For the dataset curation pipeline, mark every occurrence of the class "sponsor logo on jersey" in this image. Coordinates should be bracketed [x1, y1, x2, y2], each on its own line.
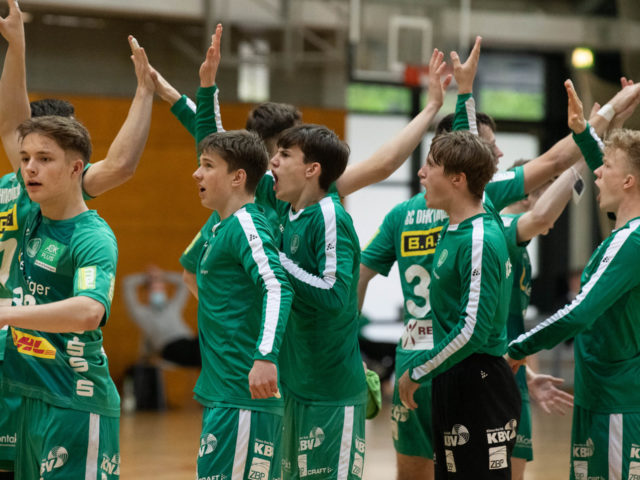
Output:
[351, 452, 364, 478]
[290, 234, 300, 254]
[355, 436, 365, 454]
[486, 419, 518, 445]
[516, 433, 532, 447]
[108, 274, 115, 301]
[400, 228, 441, 257]
[198, 475, 227, 480]
[445, 449, 456, 472]
[26, 238, 41, 258]
[629, 461, 640, 480]
[298, 454, 308, 477]
[248, 457, 271, 480]
[77, 266, 97, 290]
[573, 438, 594, 458]
[40, 446, 69, 474]
[573, 460, 588, 479]
[491, 170, 516, 182]
[0, 204, 18, 233]
[436, 249, 448, 268]
[391, 404, 410, 423]
[34, 238, 66, 273]
[488, 445, 508, 470]
[0, 433, 16, 447]
[632, 444, 640, 460]
[401, 319, 434, 350]
[299, 427, 325, 451]
[100, 453, 120, 476]
[505, 258, 512, 279]
[403, 208, 447, 226]
[12, 328, 56, 359]
[0, 185, 20, 204]
[444, 424, 470, 447]
[199, 433, 218, 457]
[254, 439, 274, 457]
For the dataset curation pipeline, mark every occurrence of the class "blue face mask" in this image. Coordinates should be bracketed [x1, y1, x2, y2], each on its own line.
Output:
[150, 291, 167, 309]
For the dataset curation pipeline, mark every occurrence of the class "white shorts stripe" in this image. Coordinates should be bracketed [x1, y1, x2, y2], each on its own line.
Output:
[609, 413, 623, 480]
[337, 406, 354, 480]
[232, 410, 251, 480]
[85, 412, 100, 480]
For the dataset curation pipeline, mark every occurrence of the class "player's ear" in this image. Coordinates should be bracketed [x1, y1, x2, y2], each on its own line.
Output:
[232, 168, 247, 188]
[305, 162, 321, 179]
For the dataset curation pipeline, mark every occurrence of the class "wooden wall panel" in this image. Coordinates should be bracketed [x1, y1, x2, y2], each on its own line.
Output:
[14, 93, 346, 404]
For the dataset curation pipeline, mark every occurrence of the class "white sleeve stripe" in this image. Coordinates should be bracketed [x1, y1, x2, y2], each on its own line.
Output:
[509, 219, 640, 347]
[185, 96, 196, 113]
[465, 97, 478, 135]
[235, 209, 282, 356]
[213, 88, 225, 132]
[589, 124, 605, 152]
[280, 197, 338, 290]
[412, 217, 484, 380]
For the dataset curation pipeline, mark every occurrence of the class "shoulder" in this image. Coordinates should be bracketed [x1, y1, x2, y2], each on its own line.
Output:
[71, 212, 117, 252]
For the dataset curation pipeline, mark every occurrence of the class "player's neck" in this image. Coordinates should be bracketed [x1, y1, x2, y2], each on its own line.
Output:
[290, 182, 325, 212]
[217, 191, 254, 220]
[446, 196, 484, 225]
[613, 196, 640, 229]
[40, 189, 88, 221]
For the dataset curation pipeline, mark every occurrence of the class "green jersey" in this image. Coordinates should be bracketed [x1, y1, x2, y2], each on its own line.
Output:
[501, 213, 531, 394]
[409, 212, 512, 382]
[277, 193, 368, 405]
[508, 216, 640, 413]
[194, 204, 293, 415]
[2, 206, 119, 417]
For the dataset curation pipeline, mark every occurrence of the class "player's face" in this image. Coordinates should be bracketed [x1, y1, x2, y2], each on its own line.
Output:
[270, 145, 307, 203]
[193, 151, 235, 211]
[595, 147, 629, 213]
[478, 123, 503, 164]
[20, 133, 81, 204]
[418, 154, 452, 210]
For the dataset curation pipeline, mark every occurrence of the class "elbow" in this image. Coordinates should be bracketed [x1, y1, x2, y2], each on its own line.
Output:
[81, 303, 105, 331]
[528, 211, 555, 235]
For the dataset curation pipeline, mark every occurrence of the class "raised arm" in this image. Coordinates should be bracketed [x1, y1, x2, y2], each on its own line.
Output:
[335, 48, 452, 197]
[0, 0, 30, 171]
[81, 36, 155, 197]
[195, 24, 224, 145]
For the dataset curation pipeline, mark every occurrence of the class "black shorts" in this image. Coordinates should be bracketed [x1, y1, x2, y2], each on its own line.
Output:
[432, 353, 521, 479]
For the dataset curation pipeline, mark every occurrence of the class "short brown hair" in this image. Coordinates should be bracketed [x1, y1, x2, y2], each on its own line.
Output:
[428, 131, 496, 199]
[18, 116, 92, 164]
[198, 130, 269, 194]
[277, 124, 350, 191]
[605, 128, 640, 177]
[246, 102, 302, 142]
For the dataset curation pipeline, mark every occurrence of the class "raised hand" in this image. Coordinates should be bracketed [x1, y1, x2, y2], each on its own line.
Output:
[0, 0, 24, 46]
[427, 48, 453, 108]
[128, 35, 156, 94]
[450, 36, 481, 94]
[565, 79, 586, 134]
[199, 23, 223, 88]
[527, 370, 574, 415]
[610, 77, 640, 130]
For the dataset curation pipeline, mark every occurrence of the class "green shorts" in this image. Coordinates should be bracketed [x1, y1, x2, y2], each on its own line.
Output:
[282, 396, 366, 480]
[391, 376, 433, 459]
[16, 397, 120, 479]
[0, 391, 20, 471]
[512, 395, 533, 462]
[571, 404, 640, 480]
[198, 406, 282, 480]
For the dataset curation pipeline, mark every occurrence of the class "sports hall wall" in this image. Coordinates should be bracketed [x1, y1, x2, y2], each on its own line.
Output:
[11, 93, 346, 406]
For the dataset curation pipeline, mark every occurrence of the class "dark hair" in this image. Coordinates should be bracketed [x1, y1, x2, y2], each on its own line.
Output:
[30, 98, 75, 118]
[277, 124, 350, 191]
[428, 131, 496, 199]
[435, 112, 496, 137]
[245, 102, 302, 142]
[198, 130, 269, 193]
[18, 116, 91, 165]
[605, 129, 640, 177]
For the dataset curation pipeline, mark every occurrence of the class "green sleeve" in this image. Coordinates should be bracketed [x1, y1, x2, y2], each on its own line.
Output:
[452, 93, 478, 134]
[572, 122, 604, 172]
[233, 211, 294, 363]
[72, 227, 118, 325]
[361, 204, 402, 276]
[484, 166, 526, 211]
[410, 237, 507, 382]
[195, 85, 223, 146]
[179, 213, 220, 273]
[170, 94, 197, 138]
[508, 226, 640, 359]
[279, 205, 357, 313]
[501, 213, 529, 255]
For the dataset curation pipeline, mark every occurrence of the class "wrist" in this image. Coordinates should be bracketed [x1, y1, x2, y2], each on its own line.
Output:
[597, 104, 616, 122]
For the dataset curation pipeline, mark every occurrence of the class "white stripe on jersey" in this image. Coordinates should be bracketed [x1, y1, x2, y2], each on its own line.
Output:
[589, 124, 605, 152]
[213, 88, 225, 132]
[609, 413, 623, 480]
[337, 406, 354, 480]
[412, 217, 484, 381]
[465, 96, 478, 135]
[232, 410, 251, 480]
[509, 219, 640, 348]
[85, 413, 100, 480]
[279, 197, 338, 290]
[185, 96, 196, 113]
[235, 208, 282, 357]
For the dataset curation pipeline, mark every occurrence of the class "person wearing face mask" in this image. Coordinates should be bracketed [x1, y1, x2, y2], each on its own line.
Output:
[123, 265, 200, 367]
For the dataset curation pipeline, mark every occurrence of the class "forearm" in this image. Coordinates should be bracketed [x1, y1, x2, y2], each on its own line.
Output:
[0, 296, 104, 333]
[452, 93, 478, 134]
[336, 101, 441, 197]
[82, 86, 154, 197]
[572, 123, 604, 172]
[170, 95, 197, 138]
[182, 269, 198, 300]
[195, 85, 222, 146]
